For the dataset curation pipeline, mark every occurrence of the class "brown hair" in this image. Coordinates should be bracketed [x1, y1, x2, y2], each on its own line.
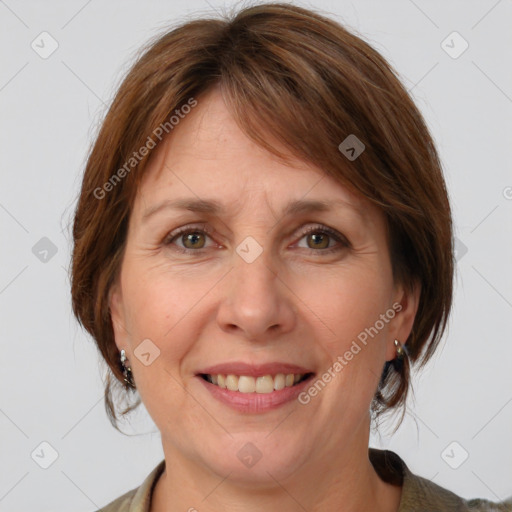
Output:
[71, 2, 453, 431]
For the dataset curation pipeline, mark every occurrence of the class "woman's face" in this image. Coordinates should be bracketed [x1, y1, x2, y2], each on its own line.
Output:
[109, 88, 418, 484]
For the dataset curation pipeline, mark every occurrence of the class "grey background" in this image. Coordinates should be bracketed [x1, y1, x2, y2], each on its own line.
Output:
[1, 0, 511, 510]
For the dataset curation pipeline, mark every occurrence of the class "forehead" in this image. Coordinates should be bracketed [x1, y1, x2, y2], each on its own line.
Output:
[133, 88, 374, 224]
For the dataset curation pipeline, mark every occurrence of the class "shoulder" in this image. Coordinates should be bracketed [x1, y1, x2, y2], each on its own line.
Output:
[369, 448, 512, 512]
[402, 469, 512, 511]
[94, 459, 166, 512]
[96, 488, 137, 512]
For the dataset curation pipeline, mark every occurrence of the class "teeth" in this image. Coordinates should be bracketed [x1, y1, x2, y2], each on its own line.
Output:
[274, 373, 285, 390]
[225, 374, 239, 391]
[255, 375, 274, 393]
[238, 375, 255, 393]
[204, 373, 307, 393]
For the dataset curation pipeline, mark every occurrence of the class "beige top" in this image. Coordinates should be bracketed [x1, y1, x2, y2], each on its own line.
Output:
[97, 448, 512, 511]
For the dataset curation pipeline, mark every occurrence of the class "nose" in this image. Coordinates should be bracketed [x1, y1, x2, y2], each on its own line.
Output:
[216, 247, 296, 342]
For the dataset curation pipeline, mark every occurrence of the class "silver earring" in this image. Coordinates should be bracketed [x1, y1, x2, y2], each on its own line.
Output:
[394, 339, 405, 359]
[120, 349, 136, 389]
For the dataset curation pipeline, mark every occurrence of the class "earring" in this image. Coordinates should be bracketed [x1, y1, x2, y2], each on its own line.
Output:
[120, 349, 136, 390]
[394, 339, 405, 359]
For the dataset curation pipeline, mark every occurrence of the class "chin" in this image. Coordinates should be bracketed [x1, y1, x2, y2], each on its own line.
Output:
[202, 433, 308, 486]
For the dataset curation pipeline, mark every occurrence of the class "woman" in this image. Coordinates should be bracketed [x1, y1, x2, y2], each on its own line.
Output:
[71, 3, 512, 511]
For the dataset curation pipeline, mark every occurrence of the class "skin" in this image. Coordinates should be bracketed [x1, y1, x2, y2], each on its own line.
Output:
[109, 87, 420, 512]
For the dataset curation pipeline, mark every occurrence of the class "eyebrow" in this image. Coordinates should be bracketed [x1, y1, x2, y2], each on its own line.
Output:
[142, 197, 366, 223]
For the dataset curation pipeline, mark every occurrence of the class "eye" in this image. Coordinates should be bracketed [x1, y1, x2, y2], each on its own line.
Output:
[162, 223, 349, 255]
[163, 224, 214, 253]
[294, 224, 350, 254]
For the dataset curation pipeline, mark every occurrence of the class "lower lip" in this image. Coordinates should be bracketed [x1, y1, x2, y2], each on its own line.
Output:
[196, 375, 314, 413]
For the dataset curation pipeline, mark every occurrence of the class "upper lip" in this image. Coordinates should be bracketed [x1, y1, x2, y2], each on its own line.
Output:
[197, 362, 315, 378]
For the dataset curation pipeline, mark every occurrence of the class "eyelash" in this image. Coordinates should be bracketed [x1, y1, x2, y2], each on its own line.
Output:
[163, 223, 350, 255]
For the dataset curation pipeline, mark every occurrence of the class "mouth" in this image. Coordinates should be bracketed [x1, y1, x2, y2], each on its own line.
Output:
[198, 372, 314, 393]
[195, 362, 316, 412]
[194, 363, 316, 413]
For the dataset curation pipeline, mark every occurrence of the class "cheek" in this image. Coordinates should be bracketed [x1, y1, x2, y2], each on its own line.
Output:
[298, 265, 392, 352]
[118, 267, 202, 391]
[119, 260, 229, 399]
[121, 259, 211, 337]
[295, 267, 392, 412]
[118, 267, 200, 422]
[308, 270, 393, 413]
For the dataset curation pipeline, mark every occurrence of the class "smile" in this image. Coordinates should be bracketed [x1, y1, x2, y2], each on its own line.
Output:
[200, 373, 312, 393]
[196, 370, 316, 413]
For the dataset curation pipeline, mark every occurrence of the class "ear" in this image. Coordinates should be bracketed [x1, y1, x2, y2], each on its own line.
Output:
[108, 281, 127, 352]
[385, 278, 421, 361]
